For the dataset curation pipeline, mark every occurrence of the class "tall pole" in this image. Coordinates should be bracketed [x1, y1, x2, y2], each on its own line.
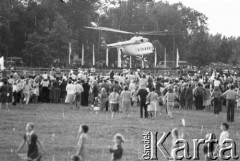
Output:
[172, 29, 175, 68]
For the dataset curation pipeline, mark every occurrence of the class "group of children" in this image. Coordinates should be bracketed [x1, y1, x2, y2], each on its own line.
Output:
[16, 121, 230, 161]
[17, 123, 124, 161]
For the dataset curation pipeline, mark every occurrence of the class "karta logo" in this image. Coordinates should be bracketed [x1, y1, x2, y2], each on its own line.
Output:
[142, 132, 239, 160]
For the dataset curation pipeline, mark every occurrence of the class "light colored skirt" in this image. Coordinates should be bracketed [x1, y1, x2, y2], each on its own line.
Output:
[65, 94, 75, 103]
[203, 99, 211, 106]
[122, 101, 131, 113]
[147, 101, 158, 111]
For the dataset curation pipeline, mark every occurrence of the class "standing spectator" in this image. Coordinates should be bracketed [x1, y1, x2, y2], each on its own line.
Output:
[52, 78, 60, 103]
[194, 83, 205, 110]
[99, 88, 108, 111]
[120, 86, 132, 117]
[179, 85, 187, 109]
[165, 87, 178, 118]
[60, 79, 67, 103]
[139, 74, 148, 89]
[0, 80, 10, 109]
[146, 88, 159, 118]
[109, 88, 120, 118]
[12, 82, 18, 106]
[211, 86, 222, 115]
[65, 80, 76, 107]
[23, 79, 32, 105]
[185, 84, 194, 110]
[137, 87, 149, 118]
[75, 81, 83, 109]
[40, 78, 50, 103]
[203, 85, 211, 110]
[81, 80, 90, 106]
[222, 85, 239, 122]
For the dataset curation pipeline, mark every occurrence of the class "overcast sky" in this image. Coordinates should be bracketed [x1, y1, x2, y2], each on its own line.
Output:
[166, 0, 240, 37]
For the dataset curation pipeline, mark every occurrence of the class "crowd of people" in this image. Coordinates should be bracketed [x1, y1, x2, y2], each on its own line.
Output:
[0, 67, 239, 121]
[1, 67, 239, 161]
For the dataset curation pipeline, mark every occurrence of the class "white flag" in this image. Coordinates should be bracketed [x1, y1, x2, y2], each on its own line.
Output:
[82, 44, 84, 66]
[92, 44, 95, 66]
[0, 56, 4, 70]
[176, 48, 179, 68]
[106, 48, 109, 67]
[117, 48, 121, 68]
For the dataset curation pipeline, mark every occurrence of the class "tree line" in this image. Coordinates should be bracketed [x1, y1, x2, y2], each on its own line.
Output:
[0, 0, 239, 67]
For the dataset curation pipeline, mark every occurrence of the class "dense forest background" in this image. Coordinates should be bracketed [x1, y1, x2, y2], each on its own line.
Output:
[0, 0, 240, 68]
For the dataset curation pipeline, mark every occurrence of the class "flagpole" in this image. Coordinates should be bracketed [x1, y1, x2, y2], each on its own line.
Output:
[69, 42, 71, 65]
[93, 44, 95, 66]
[164, 48, 167, 68]
[118, 48, 121, 68]
[130, 56, 132, 68]
[106, 48, 109, 67]
[176, 48, 179, 68]
[82, 44, 84, 66]
[154, 47, 157, 67]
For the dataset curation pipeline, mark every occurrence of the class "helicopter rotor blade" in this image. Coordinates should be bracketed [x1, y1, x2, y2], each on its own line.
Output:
[84, 26, 134, 35]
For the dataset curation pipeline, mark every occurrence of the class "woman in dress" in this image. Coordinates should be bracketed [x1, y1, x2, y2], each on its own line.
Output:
[203, 84, 211, 110]
[165, 87, 178, 119]
[99, 88, 108, 111]
[120, 86, 132, 117]
[23, 79, 32, 105]
[146, 88, 159, 118]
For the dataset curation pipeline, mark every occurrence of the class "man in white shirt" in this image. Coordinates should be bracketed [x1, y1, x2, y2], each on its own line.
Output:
[41, 79, 50, 103]
[42, 71, 48, 80]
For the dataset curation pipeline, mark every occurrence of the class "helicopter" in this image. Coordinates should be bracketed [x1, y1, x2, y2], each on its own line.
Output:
[85, 26, 168, 61]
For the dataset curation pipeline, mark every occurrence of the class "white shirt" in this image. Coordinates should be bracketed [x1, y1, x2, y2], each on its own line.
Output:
[75, 84, 83, 93]
[42, 74, 48, 80]
[41, 80, 50, 87]
[219, 131, 229, 148]
[214, 80, 221, 87]
[66, 84, 76, 95]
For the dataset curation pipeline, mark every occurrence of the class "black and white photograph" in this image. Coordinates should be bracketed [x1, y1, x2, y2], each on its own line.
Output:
[0, 0, 240, 160]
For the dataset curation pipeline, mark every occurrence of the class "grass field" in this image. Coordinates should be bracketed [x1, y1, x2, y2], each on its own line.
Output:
[0, 103, 240, 161]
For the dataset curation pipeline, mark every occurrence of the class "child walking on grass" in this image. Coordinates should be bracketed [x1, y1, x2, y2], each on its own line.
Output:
[76, 124, 89, 161]
[108, 133, 124, 161]
[17, 123, 45, 161]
